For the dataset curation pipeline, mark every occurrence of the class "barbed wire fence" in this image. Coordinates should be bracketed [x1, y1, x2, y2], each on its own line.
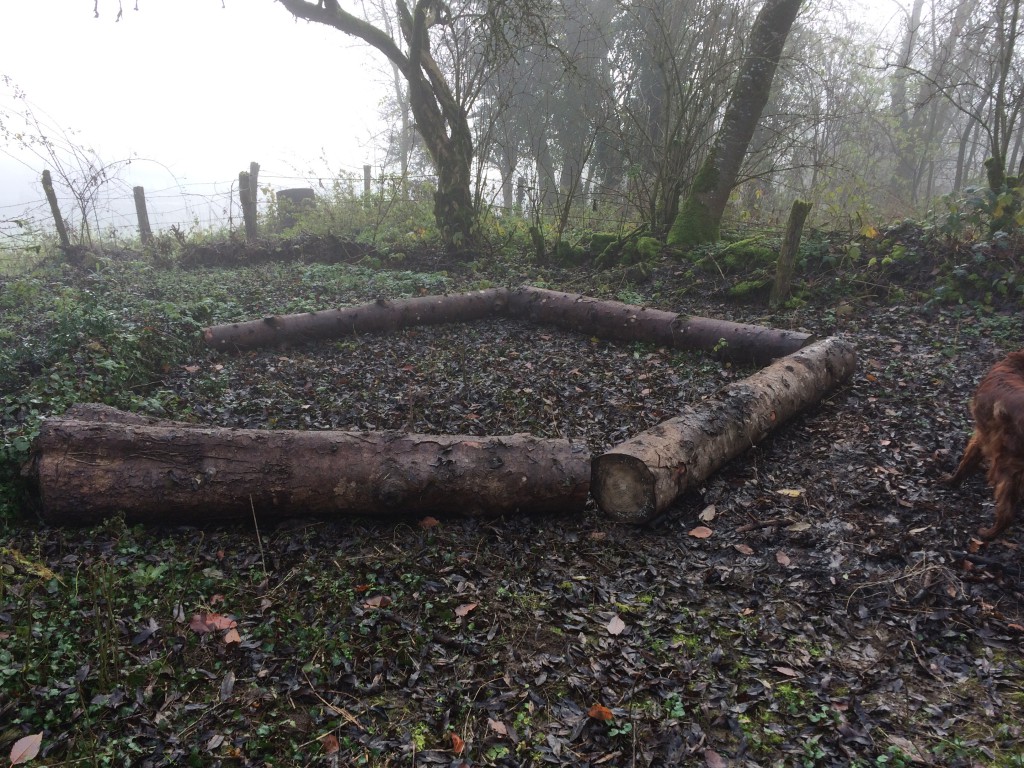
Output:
[1, 160, 780, 273]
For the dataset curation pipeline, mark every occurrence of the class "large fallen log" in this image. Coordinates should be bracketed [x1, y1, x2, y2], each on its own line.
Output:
[591, 336, 856, 524]
[29, 406, 590, 525]
[507, 286, 812, 365]
[203, 288, 509, 352]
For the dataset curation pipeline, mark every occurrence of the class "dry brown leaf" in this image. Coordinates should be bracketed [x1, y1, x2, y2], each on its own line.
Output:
[776, 551, 792, 567]
[698, 505, 717, 522]
[454, 602, 477, 617]
[734, 544, 755, 555]
[9, 733, 42, 766]
[588, 703, 614, 721]
[774, 666, 799, 677]
[189, 612, 237, 634]
[223, 628, 242, 645]
[450, 732, 465, 754]
[704, 749, 727, 768]
[363, 594, 392, 609]
[320, 734, 340, 755]
[607, 614, 626, 635]
[419, 516, 440, 529]
[689, 526, 713, 539]
[488, 718, 508, 736]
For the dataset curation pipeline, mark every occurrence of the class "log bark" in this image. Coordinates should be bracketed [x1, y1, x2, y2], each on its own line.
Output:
[507, 286, 812, 365]
[591, 336, 856, 523]
[203, 288, 510, 351]
[29, 407, 590, 525]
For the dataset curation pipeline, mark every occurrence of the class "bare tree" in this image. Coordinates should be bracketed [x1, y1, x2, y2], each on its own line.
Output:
[277, 0, 547, 251]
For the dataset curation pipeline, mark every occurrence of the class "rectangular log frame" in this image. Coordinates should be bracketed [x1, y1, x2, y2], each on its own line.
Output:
[31, 287, 856, 525]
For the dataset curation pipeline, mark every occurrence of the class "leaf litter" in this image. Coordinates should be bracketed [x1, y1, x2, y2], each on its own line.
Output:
[2, 262, 1024, 766]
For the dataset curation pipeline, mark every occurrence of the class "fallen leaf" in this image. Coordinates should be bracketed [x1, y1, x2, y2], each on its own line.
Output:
[223, 628, 242, 645]
[734, 544, 755, 555]
[775, 666, 799, 677]
[9, 733, 42, 765]
[698, 505, 717, 522]
[607, 615, 626, 635]
[419, 516, 440, 529]
[776, 551, 792, 567]
[777, 488, 802, 497]
[588, 703, 614, 721]
[488, 718, 508, 736]
[450, 732, 465, 754]
[364, 594, 392, 609]
[454, 603, 477, 617]
[786, 522, 811, 532]
[320, 734, 340, 754]
[689, 526, 713, 539]
[189, 613, 237, 634]
[704, 749, 727, 768]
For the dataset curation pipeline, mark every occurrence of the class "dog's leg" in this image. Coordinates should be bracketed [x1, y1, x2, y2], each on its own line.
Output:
[941, 432, 984, 486]
[978, 467, 1019, 538]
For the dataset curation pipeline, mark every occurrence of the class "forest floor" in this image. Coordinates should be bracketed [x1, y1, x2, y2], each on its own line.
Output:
[2, 242, 1024, 767]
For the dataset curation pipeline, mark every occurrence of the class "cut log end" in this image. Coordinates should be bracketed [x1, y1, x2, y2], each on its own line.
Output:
[590, 454, 656, 524]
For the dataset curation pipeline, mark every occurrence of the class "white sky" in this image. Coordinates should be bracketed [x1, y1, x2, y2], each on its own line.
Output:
[0, 0, 391, 231]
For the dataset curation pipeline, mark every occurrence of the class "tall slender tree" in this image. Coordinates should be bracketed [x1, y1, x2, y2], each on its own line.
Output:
[668, 0, 803, 247]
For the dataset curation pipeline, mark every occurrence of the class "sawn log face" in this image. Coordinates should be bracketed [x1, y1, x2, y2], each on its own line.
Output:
[592, 336, 857, 523]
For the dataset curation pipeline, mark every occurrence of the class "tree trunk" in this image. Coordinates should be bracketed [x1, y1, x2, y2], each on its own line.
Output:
[667, 0, 803, 247]
[508, 286, 812, 365]
[769, 199, 812, 308]
[591, 336, 856, 523]
[29, 406, 590, 525]
[203, 288, 509, 352]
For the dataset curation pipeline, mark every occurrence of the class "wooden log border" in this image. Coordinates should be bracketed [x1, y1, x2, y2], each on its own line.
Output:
[32, 288, 855, 524]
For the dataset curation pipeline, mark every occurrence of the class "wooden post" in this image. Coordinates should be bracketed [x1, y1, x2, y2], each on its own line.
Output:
[770, 199, 813, 308]
[249, 161, 260, 203]
[363, 164, 372, 195]
[133, 186, 153, 245]
[239, 171, 258, 241]
[41, 170, 71, 249]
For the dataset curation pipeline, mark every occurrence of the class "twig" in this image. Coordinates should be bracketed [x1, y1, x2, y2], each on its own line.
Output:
[734, 518, 794, 533]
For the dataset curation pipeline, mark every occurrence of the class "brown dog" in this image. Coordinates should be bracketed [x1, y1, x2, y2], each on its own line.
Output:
[942, 349, 1024, 538]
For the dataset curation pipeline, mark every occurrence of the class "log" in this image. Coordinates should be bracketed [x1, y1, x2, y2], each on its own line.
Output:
[591, 336, 856, 523]
[30, 407, 590, 525]
[507, 286, 812, 365]
[203, 288, 510, 351]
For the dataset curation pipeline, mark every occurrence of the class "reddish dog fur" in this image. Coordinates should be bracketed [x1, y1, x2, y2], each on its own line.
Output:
[942, 349, 1024, 538]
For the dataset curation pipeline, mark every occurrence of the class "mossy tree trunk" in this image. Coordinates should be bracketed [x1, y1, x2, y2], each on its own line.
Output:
[668, 0, 803, 248]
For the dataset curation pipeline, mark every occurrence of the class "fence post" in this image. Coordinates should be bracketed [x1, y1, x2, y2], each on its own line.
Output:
[770, 199, 813, 308]
[239, 170, 258, 241]
[133, 186, 153, 246]
[363, 164, 372, 196]
[249, 161, 260, 207]
[41, 170, 71, 249]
